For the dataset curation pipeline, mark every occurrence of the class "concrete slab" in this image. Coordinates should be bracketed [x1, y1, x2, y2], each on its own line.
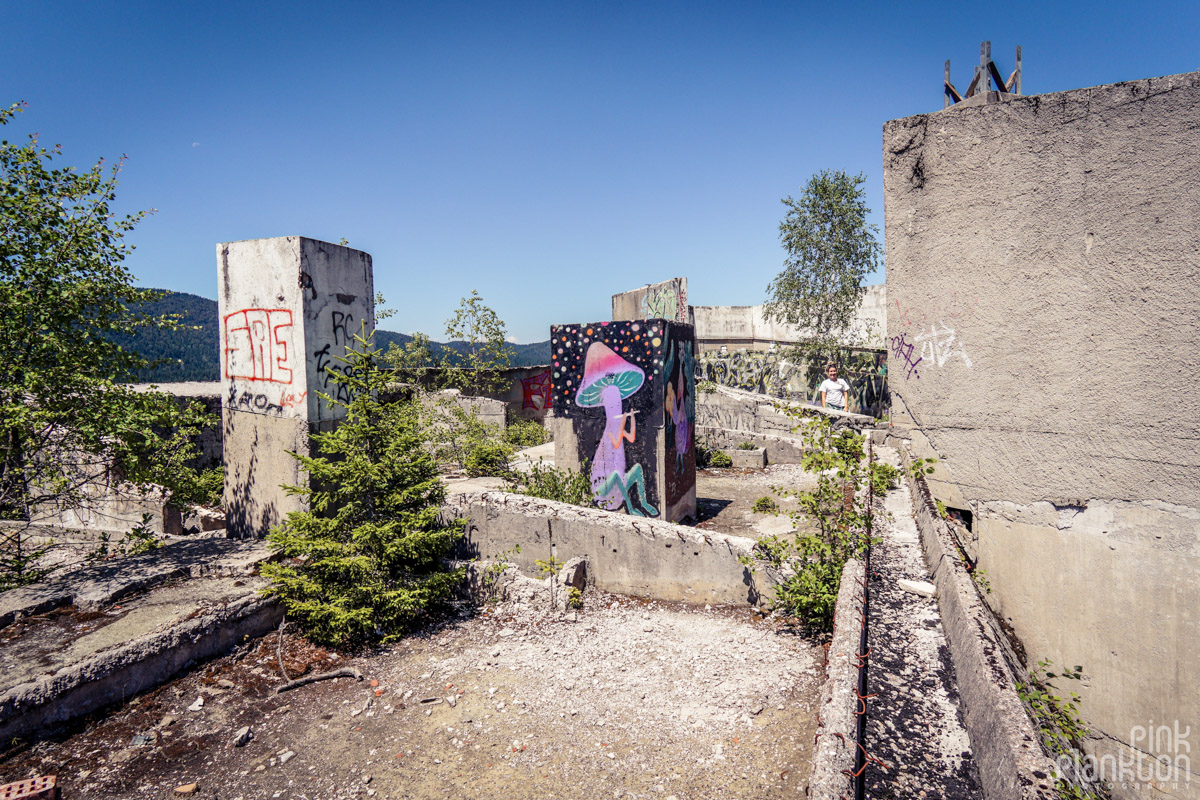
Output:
[0, 537, 274, 628]
[0, 539, 281, 748]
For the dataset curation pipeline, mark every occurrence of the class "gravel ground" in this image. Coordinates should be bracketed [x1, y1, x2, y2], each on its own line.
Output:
[862, 447, 981, 799]
[1, 593, 823, 800]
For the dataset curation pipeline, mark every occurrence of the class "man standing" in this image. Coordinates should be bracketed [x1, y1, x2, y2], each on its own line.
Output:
[818, 364, 852, 413]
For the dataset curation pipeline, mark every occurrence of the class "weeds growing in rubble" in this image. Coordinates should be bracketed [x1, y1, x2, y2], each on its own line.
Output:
[1018, 661, 1106, 799]
[756, 416, 873, 631]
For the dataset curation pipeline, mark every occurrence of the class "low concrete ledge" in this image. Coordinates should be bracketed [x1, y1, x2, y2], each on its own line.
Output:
[808, 558, 867, 799]
[444, 491, 774, 607]
[726, 447, 767, 469]
[0, 583, 282, 748]
[697, 425, 805, 464]
[899, 448, 1059, 800]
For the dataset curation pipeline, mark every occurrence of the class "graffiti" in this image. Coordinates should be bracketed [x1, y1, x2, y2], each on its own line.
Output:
[520, 370, 552, 410]
[227, 385, 284, 416]
[641, 280, 688, 323]
[331, 310, 355, 347]
[912, 322, 972, 369]
[697, 348, 889, 417]
[890, 333, 922, 380]
[223, 308, 295, 384]
[312, 343, 362, 404]
[662, 329, 696, 521]
[697, 350, 800, 397]
[576, 340, 656, 517]
[551, 320, 665, 518]
[280, 390, 307, 410]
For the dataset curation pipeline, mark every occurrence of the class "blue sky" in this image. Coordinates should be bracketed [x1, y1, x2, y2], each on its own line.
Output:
[4, 0, 1196, 343]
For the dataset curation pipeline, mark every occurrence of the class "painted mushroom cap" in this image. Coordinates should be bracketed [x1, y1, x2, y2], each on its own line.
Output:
[575, 342, 645, 407]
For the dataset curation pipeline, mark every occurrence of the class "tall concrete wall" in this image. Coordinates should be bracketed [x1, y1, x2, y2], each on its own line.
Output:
[883, 70, 1200, 797]
[217, 237, 374, 538]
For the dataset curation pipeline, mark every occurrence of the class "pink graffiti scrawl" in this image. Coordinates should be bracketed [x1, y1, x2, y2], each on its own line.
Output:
[521, 370, 552, 409]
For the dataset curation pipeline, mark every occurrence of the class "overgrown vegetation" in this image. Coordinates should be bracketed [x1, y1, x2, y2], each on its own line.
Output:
[908, 456, 937, 481]
[755, 416, 871, 630]
[262, 333, 464, 648]
[737, 441, 759, 451]
[1018, 661, 1105, 800]
[0, 101, 215, 589]
[504, 416, 551, 449]
[505, 461, 594, 507]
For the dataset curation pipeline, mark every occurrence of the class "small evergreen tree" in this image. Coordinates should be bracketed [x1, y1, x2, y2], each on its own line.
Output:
[262, 331, 464, 647]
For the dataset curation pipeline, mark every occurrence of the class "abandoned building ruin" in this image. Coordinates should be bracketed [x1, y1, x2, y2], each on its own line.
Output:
[1, 61, 1198, 800]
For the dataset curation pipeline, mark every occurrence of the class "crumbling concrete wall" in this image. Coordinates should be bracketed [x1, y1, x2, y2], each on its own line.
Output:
[883, 69, 1200, 797]
[691, 285, 887, 353]
[217, 237, 374, 538]
[611, 277, 690, 324]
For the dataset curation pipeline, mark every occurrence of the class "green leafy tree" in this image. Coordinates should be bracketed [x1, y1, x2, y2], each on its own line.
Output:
[763, 170, 882, 361]
[443, 289, 515, 395]
[262, 332, 464, 647]
[0, 102, 211, 587]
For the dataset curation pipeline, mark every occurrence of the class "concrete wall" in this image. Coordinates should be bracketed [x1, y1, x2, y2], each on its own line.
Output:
[446, 491, 769, 607]
[611, 277, 690, 324]
[883, 70, 1200, 797]
[550, 320, 696, 524]
[696, 347, 888, 416]
[217, 237, 375, 538]
[691, 284, 886, 353]
[477, 365, 553, 423]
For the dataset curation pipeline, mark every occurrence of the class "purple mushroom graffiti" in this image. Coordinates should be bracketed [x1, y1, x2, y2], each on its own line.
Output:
[574, 341, 658, 517]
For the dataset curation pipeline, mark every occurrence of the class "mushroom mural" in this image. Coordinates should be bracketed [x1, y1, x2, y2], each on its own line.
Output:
[575, 341, 658, 517]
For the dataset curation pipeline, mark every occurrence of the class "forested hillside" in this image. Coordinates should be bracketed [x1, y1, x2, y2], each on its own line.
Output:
[114, 291, 551, 383]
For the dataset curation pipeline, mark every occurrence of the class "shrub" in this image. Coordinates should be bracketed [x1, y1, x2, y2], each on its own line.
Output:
[752, 496, 778, 514]
[760, 416, 871, 630]
[737, 441, 758, 451]
[263, 334, 464, 648]
[868, 461, 900, 496]
[464, 440, 515, 478]
[504, 417, 551, 449]
[505, 461, 594, 507]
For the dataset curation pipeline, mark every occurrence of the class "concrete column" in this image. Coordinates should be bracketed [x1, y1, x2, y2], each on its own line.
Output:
[550, 319, 697, 524]
[216, 237, 375, 538]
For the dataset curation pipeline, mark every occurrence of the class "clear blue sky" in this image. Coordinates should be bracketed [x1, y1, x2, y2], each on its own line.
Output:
[4, 0, 1196, 343]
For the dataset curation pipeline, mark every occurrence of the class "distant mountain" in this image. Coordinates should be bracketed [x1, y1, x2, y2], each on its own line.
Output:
[113, 291, 550, 383]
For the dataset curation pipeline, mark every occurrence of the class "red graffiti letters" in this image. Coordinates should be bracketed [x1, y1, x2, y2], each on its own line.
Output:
[223, 308, 295, 384]
[521, 370, 552, 410]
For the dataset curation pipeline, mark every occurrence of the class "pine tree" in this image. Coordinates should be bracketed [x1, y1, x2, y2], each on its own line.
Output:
[262, 332, 464, 647]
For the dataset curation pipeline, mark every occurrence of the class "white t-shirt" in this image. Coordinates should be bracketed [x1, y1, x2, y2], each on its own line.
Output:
[818, 378, 850, 408]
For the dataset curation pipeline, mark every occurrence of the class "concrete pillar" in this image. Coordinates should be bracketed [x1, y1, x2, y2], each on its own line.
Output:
[216, 237, 375, 538]
[550, 319, 696, 524]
